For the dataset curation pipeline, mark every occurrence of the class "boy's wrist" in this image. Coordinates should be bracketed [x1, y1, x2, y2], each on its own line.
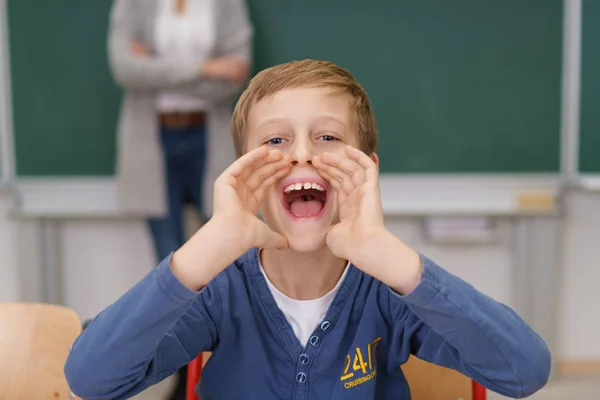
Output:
[347, 227, 392, 266]
[351, 229, 423, 295]
[171, 217, 250, 291]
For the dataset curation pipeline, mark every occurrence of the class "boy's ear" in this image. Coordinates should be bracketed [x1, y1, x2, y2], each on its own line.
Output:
[369, 152, 379, 167]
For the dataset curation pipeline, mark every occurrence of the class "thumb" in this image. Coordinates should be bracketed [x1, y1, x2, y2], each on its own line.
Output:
[256, 223, 288, 250]
[326, 222, 339, 235]
[325, 223, 342, 247]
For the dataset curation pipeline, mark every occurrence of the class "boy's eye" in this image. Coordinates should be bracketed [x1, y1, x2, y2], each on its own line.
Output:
[265, 137, 286, 145]
[319, 135, 338, 142]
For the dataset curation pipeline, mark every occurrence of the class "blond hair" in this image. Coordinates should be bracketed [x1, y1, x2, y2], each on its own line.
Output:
[231, 59, 379, 158]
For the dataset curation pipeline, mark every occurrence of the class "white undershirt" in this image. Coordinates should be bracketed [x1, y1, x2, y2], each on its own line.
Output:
[259, 257, 349, 347]
[154, 0, 215, 111]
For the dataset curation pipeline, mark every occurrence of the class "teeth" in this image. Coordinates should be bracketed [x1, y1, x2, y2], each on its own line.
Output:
[284, 182, 326, 193]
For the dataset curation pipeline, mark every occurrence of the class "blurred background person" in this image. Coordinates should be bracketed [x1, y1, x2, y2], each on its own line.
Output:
[106, 0, 253, 398]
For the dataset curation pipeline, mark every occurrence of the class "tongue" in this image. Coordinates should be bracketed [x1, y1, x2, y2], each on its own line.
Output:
[289, 199, 323, 218]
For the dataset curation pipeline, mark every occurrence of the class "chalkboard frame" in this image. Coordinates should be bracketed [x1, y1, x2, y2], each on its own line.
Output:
[576, 0, 600, 190]
[0, 0, 14, 189]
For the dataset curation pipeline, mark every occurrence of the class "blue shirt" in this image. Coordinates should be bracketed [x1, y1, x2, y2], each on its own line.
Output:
[64, 248, 550, 399]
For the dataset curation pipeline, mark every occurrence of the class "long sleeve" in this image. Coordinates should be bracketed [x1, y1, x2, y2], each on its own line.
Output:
[107, 0, 204, 91]
[387, 255, 551, 399]
[64, 256, 223, 400]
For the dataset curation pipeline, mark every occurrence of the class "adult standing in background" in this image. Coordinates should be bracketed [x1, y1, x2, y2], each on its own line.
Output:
[107, 0, 253, 398]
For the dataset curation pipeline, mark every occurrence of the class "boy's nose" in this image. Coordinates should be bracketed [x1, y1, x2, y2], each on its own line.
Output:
[289, 142, 314, 166]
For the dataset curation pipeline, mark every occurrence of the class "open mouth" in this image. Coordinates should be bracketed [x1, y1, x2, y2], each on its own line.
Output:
[281, 181, 328, 219]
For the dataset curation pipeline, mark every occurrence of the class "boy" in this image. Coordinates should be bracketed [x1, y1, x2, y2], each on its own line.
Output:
[65, 60, 550, 400]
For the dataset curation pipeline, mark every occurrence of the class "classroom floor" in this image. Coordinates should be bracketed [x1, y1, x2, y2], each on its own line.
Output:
[132, 375, 600, 400]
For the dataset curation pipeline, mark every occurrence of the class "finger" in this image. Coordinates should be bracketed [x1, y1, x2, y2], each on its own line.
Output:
[320, 152, 366, 188]
[256, 223, 288, 250]
[226, 147, 271, 179]
[241, 149, 285, 182]
[313, 155, 354, 195]
[314, 160, 342, 189]
[233, 149, 286, 186]
[252, 164, 292, 202]
[245, 155, 292, 191]
[317, 169, 346, 205]
[345, 145, 378, 183]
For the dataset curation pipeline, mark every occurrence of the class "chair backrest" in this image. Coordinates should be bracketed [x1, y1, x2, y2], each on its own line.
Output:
[0, 302, 81, 400]
[187, 352, 208, 400]
[401, 355, 473, 400]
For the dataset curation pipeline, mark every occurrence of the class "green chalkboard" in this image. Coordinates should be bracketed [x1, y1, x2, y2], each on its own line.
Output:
[9, 0, 562, 176]
[8, 0, 120, 176]
[580, 0, 600, 174]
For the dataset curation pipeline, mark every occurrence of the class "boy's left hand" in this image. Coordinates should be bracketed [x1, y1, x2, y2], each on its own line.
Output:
[313, 145, 423, 294]
[312, 145, 386, 262]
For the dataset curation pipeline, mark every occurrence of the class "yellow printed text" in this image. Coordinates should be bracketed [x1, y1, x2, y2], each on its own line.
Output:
[343, 369, 377, 389]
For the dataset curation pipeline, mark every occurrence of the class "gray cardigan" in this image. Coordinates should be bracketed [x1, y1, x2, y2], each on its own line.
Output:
[107, 0, 253, 217]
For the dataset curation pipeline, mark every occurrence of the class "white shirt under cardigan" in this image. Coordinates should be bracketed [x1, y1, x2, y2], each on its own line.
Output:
[259, 258, 350, 347]
[154, 0, 216, 112]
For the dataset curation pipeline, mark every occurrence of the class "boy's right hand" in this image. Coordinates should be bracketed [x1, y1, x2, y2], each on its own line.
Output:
[171, 147, 291, 290]
[213, 147, 291, 250]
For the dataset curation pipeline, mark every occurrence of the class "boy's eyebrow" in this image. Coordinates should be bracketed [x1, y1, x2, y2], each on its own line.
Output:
[256, 115, 348, 130]
[312, 115, 348, 128]
[256, 117, 290, 129]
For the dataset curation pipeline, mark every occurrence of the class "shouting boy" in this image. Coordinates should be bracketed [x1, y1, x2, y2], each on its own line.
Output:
[65, 60, 550, 400]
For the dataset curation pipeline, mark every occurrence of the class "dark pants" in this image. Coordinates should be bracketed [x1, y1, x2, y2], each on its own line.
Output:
[148, 121, 208, 262]
[147, 121, 207, 400]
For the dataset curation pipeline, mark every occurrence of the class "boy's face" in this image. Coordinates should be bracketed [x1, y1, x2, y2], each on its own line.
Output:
[246, 86, 362, 252]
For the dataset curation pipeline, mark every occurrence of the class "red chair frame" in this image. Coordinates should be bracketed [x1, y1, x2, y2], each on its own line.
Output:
[186, 353, 203, 400]
[186, 354, 487, 400]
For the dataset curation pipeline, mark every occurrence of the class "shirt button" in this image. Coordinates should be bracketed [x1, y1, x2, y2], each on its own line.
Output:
[309, 335, 320, 346]
[299, 353, 309, 364]
[296, 372, 307, 383]
[320, 321, 331, 331]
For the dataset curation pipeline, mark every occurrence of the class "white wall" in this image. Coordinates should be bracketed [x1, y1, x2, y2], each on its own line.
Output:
[59, 218, 155, 319]
[0, 191, 19, 301]
[1, 190, 596, 360]
[559, 191, 600, 360]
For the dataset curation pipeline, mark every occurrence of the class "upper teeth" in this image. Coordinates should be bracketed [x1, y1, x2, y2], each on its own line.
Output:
[284, 182, 326, 193]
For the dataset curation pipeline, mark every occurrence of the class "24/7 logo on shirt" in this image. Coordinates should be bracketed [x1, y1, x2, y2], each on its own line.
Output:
[340, 337, 381, 389]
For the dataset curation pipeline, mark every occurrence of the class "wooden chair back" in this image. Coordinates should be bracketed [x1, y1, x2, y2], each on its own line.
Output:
[402, 355, 474, 400]
[0, 303, 81, 399]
